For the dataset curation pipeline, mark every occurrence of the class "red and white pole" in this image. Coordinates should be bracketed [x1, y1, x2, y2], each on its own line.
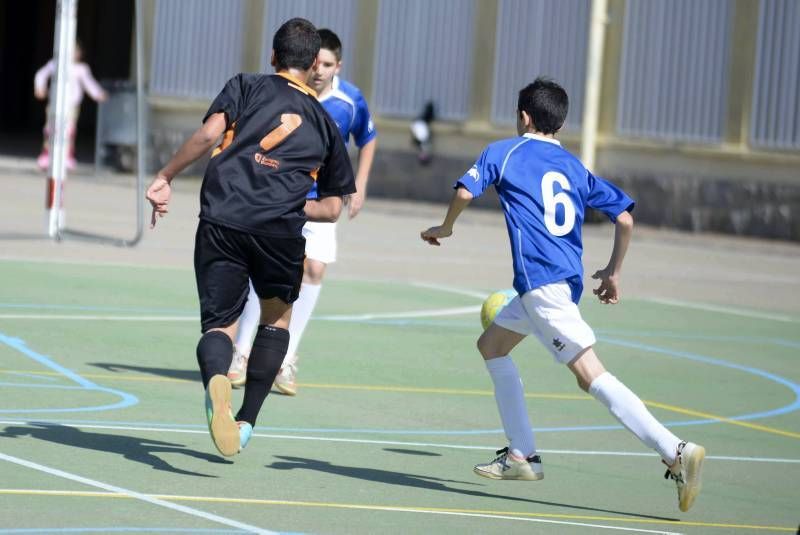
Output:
[46, 0, 78, 238]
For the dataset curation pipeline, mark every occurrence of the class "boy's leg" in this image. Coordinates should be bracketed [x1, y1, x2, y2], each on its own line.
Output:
[275, 259, 324, 394]
[235, 297, 292, 426]
[570, 348, 705, 511]
[275, 221, 335, 395]
[477, 323, 533, 457]
[473, 316, 543, 481]
[568, 348, 682, 462]
[194, 222, 251, 456]
[229, 280, 260, 386]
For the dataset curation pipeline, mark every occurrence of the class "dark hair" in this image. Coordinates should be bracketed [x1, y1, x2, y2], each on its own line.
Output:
[517, 77, 569, 134]
[318, 28, 342, 61]
[272, 18, 321, 70]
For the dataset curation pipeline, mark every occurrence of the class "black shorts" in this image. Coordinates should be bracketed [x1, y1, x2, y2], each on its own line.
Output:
[194, 220, 305, 332]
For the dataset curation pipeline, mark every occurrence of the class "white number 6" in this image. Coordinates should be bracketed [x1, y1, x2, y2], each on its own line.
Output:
[541, 171, 575, 236]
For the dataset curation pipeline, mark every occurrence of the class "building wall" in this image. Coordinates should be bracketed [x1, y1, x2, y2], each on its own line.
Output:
[142, 0, 800, 240]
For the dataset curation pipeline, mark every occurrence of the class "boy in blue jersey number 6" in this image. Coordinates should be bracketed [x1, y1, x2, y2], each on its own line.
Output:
[421, 78, 705, 512]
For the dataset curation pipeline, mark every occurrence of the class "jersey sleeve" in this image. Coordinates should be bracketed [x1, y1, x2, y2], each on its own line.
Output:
[586, 172, 635, 222]
[203, 74, 247, 127]
[351, 91, 377, 148]
[315, 118, 357, 198]
[454, 147, 500, 198]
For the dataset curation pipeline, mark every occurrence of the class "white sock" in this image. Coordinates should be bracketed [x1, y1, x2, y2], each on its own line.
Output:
[285, 283, 322, 365]
[589, 372, 682, 464]
[485, 356, 536, 458]
[234, 281, 261, 356]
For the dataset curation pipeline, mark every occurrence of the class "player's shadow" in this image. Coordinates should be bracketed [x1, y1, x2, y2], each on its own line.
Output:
[267, 456, 678, 522]
[383, 448, 442, 457]
[1, 422, 230, 477]
[91, 362, 200, 383]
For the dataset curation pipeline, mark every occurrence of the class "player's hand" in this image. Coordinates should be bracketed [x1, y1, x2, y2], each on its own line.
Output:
[420, 225, 452, 246]
[146, 176, 172, 228]
[348, 191, 364, 219]
[34, 88, 47, 100]
[591, 268, 620, 304]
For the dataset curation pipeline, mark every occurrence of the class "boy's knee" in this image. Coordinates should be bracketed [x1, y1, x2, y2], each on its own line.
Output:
[476, 332, 497, 360]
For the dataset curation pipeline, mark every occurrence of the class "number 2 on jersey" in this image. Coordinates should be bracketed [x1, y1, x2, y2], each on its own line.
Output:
[541, 171, 576, 236]
[260, 113, 302, 151]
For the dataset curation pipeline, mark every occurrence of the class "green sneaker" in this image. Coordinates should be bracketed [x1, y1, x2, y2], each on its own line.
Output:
[238, 421, 253, 450]
[204, 375, 240, 456]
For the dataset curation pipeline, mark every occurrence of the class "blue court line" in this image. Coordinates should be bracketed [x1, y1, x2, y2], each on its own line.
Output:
[1, 330, 798, 435]
[599, 336, 800, 423]
[0, 332, 139, 414]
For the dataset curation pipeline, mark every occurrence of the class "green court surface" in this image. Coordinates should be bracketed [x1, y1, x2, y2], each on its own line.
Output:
[1, 258, 798, 534]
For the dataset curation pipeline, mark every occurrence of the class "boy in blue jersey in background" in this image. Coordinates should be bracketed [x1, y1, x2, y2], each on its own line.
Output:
[421, 78, 705, 512]
[230, 28, 377, 395]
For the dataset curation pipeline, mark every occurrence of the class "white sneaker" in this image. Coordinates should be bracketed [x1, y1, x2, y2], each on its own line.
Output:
[473, 447, 544, 481]
[227, 347, 248, 388]
[274, 361, 297, 396]
[665, 441, 706, 512]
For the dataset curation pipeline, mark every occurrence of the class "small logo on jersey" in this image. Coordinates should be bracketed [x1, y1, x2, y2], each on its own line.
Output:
[467, 166, 480, 182]
[367, 119, 375, 133]
[552, 338, 566, 351]
[254, 153, 279, 169]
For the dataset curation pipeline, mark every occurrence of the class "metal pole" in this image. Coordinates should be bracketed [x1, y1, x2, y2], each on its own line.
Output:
[580, 0, 609, 173]
[46, 0, 78, 239]
[57, 0, 146, 247]
[123, 0, 146, 246]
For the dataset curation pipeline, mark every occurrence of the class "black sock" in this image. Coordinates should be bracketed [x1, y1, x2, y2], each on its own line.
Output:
[235, 325, 289, 427]
[196, 330, 233, 388]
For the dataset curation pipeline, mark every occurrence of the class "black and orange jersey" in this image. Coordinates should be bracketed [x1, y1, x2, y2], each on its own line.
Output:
[198, 72, 355, 237]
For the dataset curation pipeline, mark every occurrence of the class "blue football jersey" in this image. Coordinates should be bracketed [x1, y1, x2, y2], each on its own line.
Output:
[456, 133, 634, 303]
[308, 76, 376, 199]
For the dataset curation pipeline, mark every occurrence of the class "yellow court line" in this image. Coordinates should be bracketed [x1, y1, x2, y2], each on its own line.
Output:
[0, 489, 794, 532]
[3, 369, 798, 439]
[643, 400, 800, 440]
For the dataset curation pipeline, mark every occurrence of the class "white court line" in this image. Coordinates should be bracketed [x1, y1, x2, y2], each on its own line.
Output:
[643, 298, 797, 323]
[2, 420, 797, 465]
[0, 305, 481, 323]
[316, 305, 480, 321]
[409, 281, 490, 300]
[0, 451, 274, 534]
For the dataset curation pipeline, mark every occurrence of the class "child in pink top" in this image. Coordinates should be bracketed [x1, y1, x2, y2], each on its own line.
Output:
[34, 42, 107, 171]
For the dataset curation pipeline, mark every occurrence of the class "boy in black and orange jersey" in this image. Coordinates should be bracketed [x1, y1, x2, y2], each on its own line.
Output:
[146, 18, 355, 457]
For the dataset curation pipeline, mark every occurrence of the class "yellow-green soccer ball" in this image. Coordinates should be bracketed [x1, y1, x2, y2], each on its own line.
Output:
[480, 289, 517, 330]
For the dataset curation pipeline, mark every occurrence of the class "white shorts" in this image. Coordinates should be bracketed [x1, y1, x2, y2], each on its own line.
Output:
[494, 281, 596, 364]
[302, 221, 337, 264]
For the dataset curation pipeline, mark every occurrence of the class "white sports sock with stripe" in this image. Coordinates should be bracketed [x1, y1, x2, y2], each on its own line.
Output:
[284, 283, 322, 365]
[234, 281, 260, 356]
[589, 372, 682, 464]
[485, 356, 536, 458]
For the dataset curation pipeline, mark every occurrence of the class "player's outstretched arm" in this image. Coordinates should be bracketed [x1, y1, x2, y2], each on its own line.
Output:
[348, 138, 377, 219]
[146, 112, 227, 228]
[421, 185, 473, 246]
[592, 210, 634, 304]
[305, 196, 343, 223]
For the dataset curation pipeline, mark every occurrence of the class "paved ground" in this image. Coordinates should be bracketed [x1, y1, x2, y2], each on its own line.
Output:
[2, 157, 799, 317]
